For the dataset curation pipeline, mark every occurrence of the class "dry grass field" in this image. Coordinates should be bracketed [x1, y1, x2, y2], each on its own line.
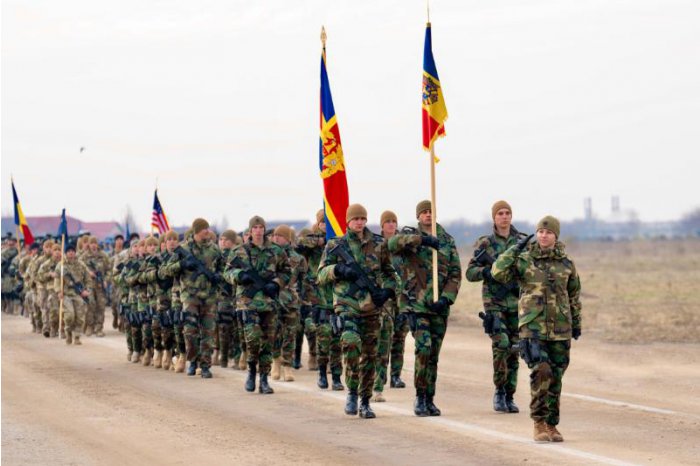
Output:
[453, 238, 700, 343]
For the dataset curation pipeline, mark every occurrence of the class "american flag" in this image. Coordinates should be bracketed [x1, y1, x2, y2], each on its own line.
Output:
[151, 190, 170, 234]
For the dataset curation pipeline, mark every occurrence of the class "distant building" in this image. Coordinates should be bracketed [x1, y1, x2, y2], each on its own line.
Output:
[1, 215, 123, 241]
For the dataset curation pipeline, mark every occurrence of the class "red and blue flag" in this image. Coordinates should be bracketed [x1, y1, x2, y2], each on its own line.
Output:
[422, 22, 448, 151]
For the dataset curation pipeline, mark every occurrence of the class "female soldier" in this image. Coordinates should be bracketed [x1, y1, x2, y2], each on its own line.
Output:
[491, 216, 581, 442]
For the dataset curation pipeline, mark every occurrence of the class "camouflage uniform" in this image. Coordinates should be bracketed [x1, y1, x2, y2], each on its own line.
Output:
[224, 240, 290, 380]
[272, 244, 307, 368]
[216, 247, 238, 368]
[1, 246, 19, 314]
[141, 252, 175, 368]
[491, 241, 581, 428]
[37, 255, 61, 337]
[55, 257, 92, 343]
[83, 249, 111, 336]
[113, 256, 135, 358]
[388, 223, 462, 412]
[160, 237, 222, 370]
[28, 251, 50, 331]
[18, 252, 35, 318]
[318, 227, 398, 409]
[466, 226, 527, 404]
[110, 249, 129, 331]
[124, 255, 149, 360]
[297, 231, 343, 382]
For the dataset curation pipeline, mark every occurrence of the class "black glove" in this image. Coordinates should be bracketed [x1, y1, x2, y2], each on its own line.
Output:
[420, 235, 440, 250]
[263, 282, 280, 299]
[207, 271, 222, 285]
[115, 262, 125, 273]
[482, 266, 493, 281]
[334, 263, 359, 281]
[572, 328, 581, 340]
[371, 288, 395, 307]
[181, 254, 199, 271]
[429, 296, 450, 314]
[237, 271, 255, 285]
[516, 234, 534, 252]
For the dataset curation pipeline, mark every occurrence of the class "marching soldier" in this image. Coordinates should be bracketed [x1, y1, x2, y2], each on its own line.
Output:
[388, 200, 462, 417]
[160, 219, 222, 379]
[55, 242, 92, 345]
[270, 225, 307, 382]
[492, 216, 582, 442]
[466, 200, 527, 413]
[215, 230, 240, 369]
[37, 244, 62, 337]
[83, 237, 111, 337]
[224, 216, 290, 394]
[318, 204, 398, 419]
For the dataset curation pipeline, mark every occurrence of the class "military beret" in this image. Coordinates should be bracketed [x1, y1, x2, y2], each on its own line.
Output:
[346, 204, 368, 222]
[191, 218, 210, 234]
[65, 242, 77, 253]
[416, 200, 432, 218]
[536, 215, 560, 238]
[491, 200, 512, 220]
[380, 210, 397, 226]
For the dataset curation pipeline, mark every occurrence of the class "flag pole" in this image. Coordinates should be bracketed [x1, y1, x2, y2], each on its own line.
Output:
[430, 144, 439, 302]
[59, 233, 65, 338]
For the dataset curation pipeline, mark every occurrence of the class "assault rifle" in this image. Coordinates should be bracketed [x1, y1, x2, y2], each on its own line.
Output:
[474, 246, 519, 299]
[327, 241, 383, 303]
[64, 270, 89, 304]
[174, 246, 218, 285]
[229, 254, 271, 299]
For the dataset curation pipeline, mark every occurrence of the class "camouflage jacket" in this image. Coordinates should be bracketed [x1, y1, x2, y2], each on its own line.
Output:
[217, 248, 237, 307]
[124, 256, 150, 311]
[55, 258, 93, 297]
[26, 253, 48, 290]
[37, 257, 60, 292]
[318, 228, 399, 317]
[296, 230, 329, 308]
[82, 250, 111, 296]
[279, 244, 308, 313]
[387, 223, 462, 315]
[465, 226, 528, 313]
[223, 240, 291, 313]
[160, 238, 222, 304]
[113, 257, 132, 306]
[140, 253, 170, 310]
[491, 241, 582, 341]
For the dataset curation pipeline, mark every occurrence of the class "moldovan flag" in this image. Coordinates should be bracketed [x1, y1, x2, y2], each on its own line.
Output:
[422, 22, 448, 151]
[319, 36, 349, 240]
[12, 180, 34, 245]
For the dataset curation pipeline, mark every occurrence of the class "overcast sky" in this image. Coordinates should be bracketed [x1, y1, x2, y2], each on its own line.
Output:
[2, 0, 699, 232]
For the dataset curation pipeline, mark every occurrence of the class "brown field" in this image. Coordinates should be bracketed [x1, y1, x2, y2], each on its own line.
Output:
[453, 238, 700, 343]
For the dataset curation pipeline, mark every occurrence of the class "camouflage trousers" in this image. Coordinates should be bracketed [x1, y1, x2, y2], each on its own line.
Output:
[34, 288, 47, 331]
[413, 314, 448, 396]
[243, 310, 277, 375]
[85, 288, 106, 333]
[42, 291, 60, 336]
[273, 310, 299, 366]
[529, 340, 570, 426]
[341, 313, 380, 398]
[183, 299, 215, 368]
[152, 310, 174, 351]
[172, 305, 186, 355]
[390, 316, 410, 378]
[490, 309, 520, 394]
[62, 295, 86, 336]
[216, 304, 241, 366]
[130, 323, 142, 353]
[296, 307, 317, 358]
[315, 308, 342, 376]
[373, 313, 394, 392]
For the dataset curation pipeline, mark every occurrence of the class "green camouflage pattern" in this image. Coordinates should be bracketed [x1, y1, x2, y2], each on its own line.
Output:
[491, 241, 582, 340]
[529, 340, 570, 426]
[387, 223, 461, 315]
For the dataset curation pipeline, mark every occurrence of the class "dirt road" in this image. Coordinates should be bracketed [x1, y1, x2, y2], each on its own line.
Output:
[2, 313, 699, 465]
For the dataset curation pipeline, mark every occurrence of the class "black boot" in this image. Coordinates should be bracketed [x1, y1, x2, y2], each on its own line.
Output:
[245, 362, 257, 392]
[505, 393, 519, 413]
[317, 364, 329, 389]
[426, 394, 441, 416]
[414, 391, 429, 417]
[259, 373, 274, 394]
[200, 365, 212, 379]
[390, 375, 406, 388]
[331, 372, 344, 391]
[493, 386, 507, 412]
[293, 333, 303, 369]
[345, 390, 358, 415]
[187, 361, 198, 376]
[359, 396, 376, 419]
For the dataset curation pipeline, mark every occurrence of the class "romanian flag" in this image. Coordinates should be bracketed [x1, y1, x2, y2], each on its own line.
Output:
[319, 33, 349, 240]
[422, 22, 448, 151]
[12, 181, 34, 246]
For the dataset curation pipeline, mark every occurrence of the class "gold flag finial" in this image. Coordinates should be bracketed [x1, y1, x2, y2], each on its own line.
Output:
[321, 25, 327, 47]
